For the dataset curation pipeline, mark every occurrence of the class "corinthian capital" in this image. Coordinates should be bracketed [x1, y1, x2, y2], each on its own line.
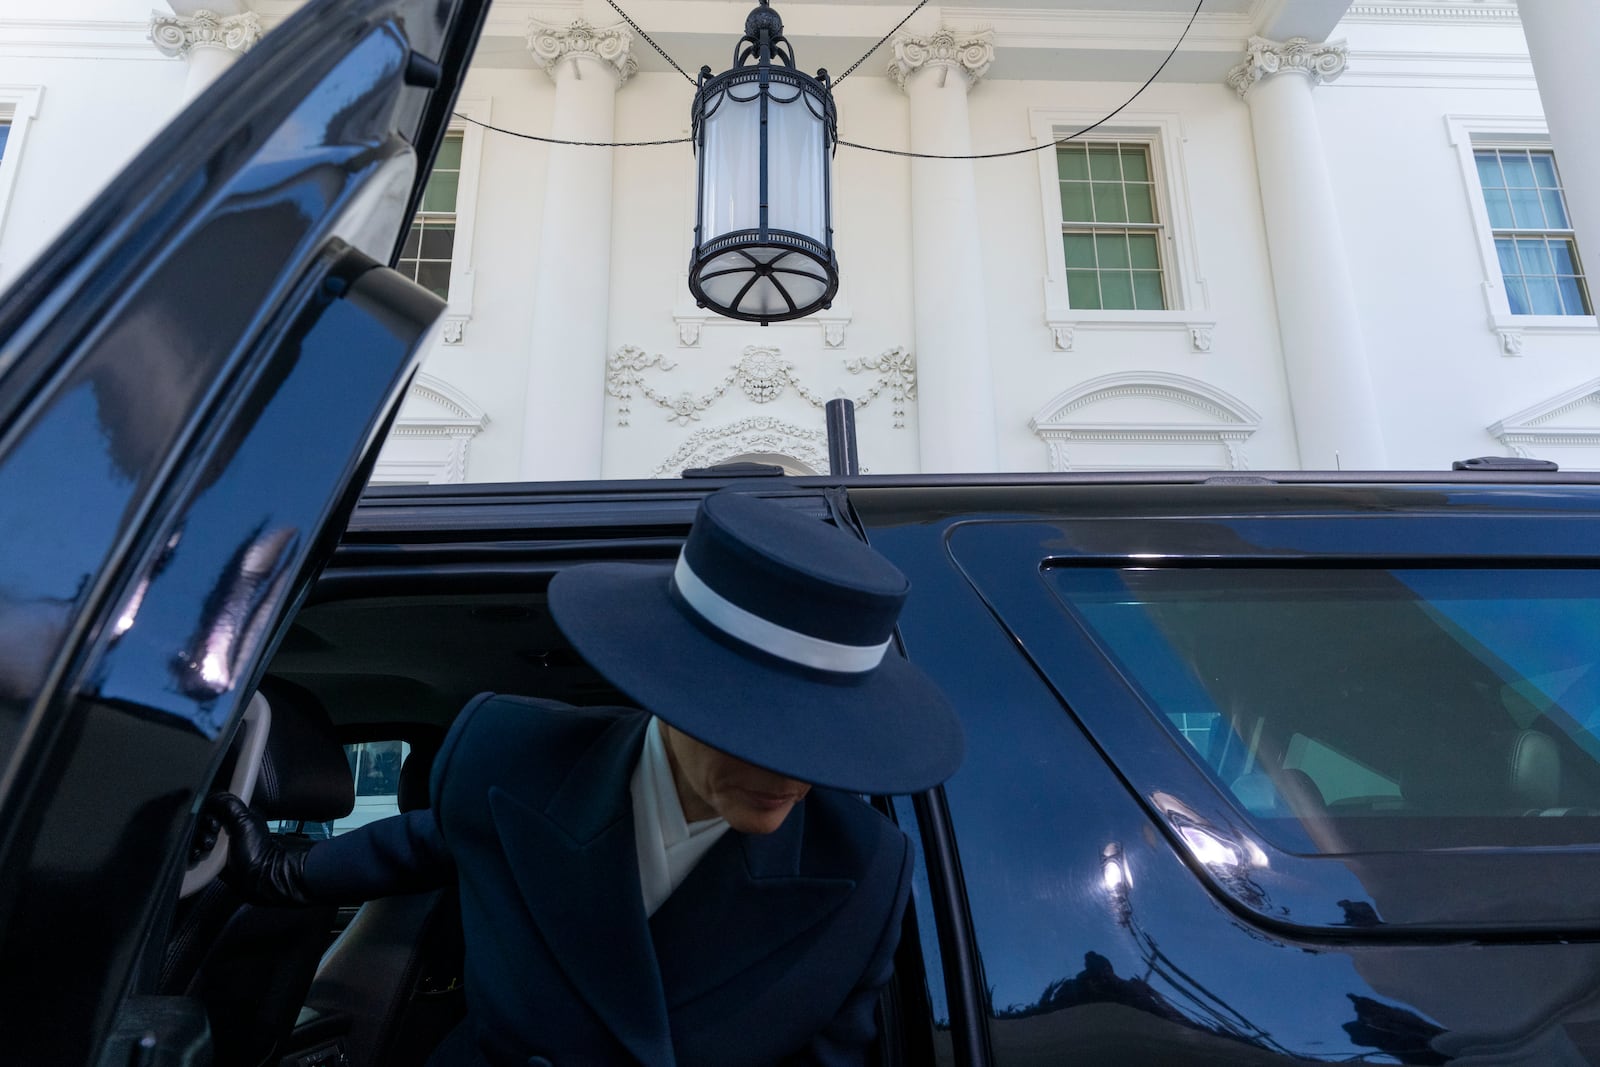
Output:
[527, 19, 637, 85]
[149, 9, 262, 58]
[1227, 36, 1348, 97]
[888, 27, 995, 91]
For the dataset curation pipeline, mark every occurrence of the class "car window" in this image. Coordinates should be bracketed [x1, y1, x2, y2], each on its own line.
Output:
[1049, 566, 1600, 854]
[272, 740, 410, 839]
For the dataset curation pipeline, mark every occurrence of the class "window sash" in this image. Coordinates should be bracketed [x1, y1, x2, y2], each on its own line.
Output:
[1475, 146, 1592, 318]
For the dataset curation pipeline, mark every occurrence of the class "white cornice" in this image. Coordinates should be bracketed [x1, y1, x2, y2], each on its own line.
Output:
[0, 19, 164, 61]
[1343, 2, 1520, 25]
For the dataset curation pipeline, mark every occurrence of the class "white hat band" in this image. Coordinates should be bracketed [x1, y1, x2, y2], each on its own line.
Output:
[673, 554, 891, 674]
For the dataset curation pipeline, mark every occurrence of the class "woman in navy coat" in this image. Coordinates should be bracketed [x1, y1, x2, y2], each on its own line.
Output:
[213, 490, 965, 1066]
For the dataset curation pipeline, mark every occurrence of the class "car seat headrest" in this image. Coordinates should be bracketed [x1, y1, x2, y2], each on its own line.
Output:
[253, 680, 355, 822]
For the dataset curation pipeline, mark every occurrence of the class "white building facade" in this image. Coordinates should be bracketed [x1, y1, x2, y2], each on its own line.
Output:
[2, 0, 1597, 480]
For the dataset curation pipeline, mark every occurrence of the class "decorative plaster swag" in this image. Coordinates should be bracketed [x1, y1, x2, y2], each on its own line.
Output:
[606, 345, 917, 428]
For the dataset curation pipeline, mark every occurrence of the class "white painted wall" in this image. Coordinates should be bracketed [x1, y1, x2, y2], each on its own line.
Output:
[4, 1, 1594, 480]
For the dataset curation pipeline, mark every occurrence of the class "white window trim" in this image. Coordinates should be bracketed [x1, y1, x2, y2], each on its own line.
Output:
[1445, 114, 1598, 356]
[1028, 371, 1260, 472]
[435, 97, 489, 345]
[1031, 108, 1214, 353]
[0, 85, 44, 263]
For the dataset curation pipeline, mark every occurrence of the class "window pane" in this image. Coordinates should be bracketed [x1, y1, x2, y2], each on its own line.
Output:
[1509, 187, 1546, 228]
[1100, 271, 1135, 309]
[1501, 152, 1536, 188]
[1526, 276, 1563, 315]
[1558, 276, 1592, 316]
[1125, 184, 1155, 224]
[1049, 567, 1600, 853]
[1095, 232, 1129, 269]
[1551, 239, 1580, 276]
[435, 133, 463, 172]
[1496, 238, 1521, 276]
[420, 223, 456, 260]
[1057, 144, 1089, 181]
[0, 122, 9, 162]
[1475, 151, 1505, 190]
[416, 260, 452, 300]
[1541, 189, 1570, 229]
[1133, 270, 1165, 310]
[1066, 269, 1101, 310]
[1128, 233, 1160, 269]
[1092, 183, 1126, 223]
[330, 741, 412, 837]
[401, 222, 421, 259]
[421, 170, 460, 213]
[1088, 145, 1121, 180]
[1531, 152, 1559, 189]
[1063, 233, 1097, 268]
[1505, 277, 1531, 315]
[1516, 237, 1554, 277]
[1120, 146, 1150, 181]
[1484, 189, 1514, 229]
[1059, 182, 1093, 222]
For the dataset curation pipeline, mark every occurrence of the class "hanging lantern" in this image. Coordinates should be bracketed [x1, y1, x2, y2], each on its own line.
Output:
[689, 0, 838, 324]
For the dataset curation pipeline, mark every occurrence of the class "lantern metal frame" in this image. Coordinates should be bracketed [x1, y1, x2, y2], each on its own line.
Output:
[688, 0, 839, 324]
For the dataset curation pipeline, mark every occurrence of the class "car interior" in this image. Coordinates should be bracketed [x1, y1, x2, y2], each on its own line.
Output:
[165, 582, 929, 1067]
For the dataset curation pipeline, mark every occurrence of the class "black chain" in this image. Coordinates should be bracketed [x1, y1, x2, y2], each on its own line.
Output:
[833, 0, 928, 85]
[452, 113, 689, 148]
[605, 0, 698, 85]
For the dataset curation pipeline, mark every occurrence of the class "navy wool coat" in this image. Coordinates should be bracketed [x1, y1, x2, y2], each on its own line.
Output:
[304, 694, 914, 1067]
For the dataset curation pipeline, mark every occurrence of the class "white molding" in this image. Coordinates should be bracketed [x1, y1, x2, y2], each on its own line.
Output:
[372, 373, 489, 485]
[0, 84, 43, 247]
[438, 98, 490, 344]
[1031, 109, 1211, 349]
[0, 19, 165, 61]
[673, 279, 853, 349]
[1343, 2, 1520, 25]
[651, 416, 829, 478]
[1488, 378, 1600, 463]
[1444, 114, 1600, 354]
[1029, 371, 1260, 472]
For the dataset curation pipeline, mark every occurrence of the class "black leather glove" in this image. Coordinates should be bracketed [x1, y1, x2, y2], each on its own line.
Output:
[201, 792, 317, 906]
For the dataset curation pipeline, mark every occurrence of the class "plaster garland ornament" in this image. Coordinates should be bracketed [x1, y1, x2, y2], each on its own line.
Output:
[527, 19, 637, 84]
[887, 27, 995, 90]
[1226, 36, 1349, 98]
[149, 9, 263, 58]
[1498, 329, 1526, 357]
[606, 344, 917, 428]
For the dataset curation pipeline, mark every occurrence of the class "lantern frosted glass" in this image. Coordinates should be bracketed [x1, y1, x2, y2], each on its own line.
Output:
[689, 0, 838, 324]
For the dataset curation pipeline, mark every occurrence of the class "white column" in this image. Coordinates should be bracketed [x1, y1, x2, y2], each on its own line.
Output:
[519, 19, 635, 481]
[1516, 2, 1600, 294]
[889, 29, 998, 473]
[1229, 38, 1385, 471]
[149, 10, 262, 101]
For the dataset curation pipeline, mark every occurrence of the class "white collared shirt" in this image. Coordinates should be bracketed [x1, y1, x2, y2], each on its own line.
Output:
[630, 716, 731, 917]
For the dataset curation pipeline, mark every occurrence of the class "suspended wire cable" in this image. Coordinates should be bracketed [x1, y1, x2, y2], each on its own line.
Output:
[836, 0, 1204, 159]
[453, 0, 1203, 158]
[832, 0, 928, 85]
[450, 113, 689, 147]
[604, 0, 698, 85]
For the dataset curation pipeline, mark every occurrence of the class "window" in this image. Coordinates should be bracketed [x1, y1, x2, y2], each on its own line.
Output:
[1475, 147, 1591, 317]
[1058, 142, 1166, 312]
[269, 739, 411, 839]
[0, 86, 43, 256]
[1030, 110, 1213, 352]
[399, 131, 462, 301]
[1051, 565, 1600, 854]
[0, 120, 10, 165]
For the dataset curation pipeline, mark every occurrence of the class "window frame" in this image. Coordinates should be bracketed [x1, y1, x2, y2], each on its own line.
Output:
[1446, 115, 1598, 354]
[1031, 109, 1214, 353]
[0, 85, 44, 272]
[427, 97, 489, 345]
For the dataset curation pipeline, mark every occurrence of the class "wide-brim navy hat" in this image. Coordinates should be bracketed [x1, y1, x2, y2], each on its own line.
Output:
[546, 490, 964, 794]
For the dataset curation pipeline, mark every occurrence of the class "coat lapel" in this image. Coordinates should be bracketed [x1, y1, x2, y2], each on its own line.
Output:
[648, 798, 855, 1010]
[486, 713, 675, 1067]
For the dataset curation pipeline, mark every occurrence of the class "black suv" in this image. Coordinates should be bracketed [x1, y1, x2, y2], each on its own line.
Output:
[5, 0, 1600, 1063]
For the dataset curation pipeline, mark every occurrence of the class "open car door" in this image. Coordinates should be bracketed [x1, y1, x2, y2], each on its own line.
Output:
[0, 0, 489, 1061]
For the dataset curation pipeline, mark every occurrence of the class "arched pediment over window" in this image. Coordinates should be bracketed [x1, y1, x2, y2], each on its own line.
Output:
[1489, 378, 1600, 470]
[371, 373, 490, 485]
[652, 417, 827, 478]
[1029, 372, 1261, 472]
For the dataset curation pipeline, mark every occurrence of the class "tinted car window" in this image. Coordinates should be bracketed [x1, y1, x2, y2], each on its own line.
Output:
[1050, 566, 1600, 853]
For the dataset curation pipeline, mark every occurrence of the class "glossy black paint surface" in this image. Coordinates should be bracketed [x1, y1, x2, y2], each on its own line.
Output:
[0, 0, 480, 1057]
[854, 484, 1600, 1065]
